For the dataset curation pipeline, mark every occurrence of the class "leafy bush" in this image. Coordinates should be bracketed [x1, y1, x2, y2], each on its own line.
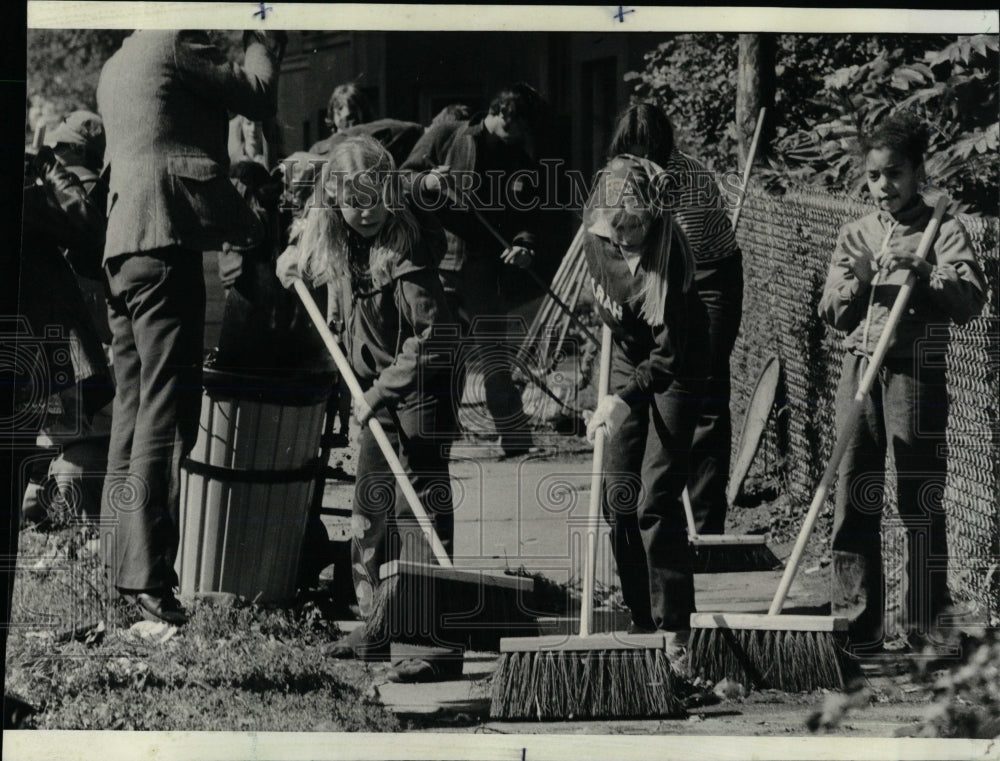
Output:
[626, 34, 999, 214]
[807, 626, 1000, 739]
[765, 35, 999, 213]
[625, 34, 739, 173]
[26, 30, 128, 132]
[908, 627, 1000, 739]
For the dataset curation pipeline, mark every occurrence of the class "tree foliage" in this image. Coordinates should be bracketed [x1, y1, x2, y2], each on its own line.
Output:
[627, 34, 999, 214]
[26, 30, 129, 127]
[625, 34, 739, 174]
[26, 29, 243, 139]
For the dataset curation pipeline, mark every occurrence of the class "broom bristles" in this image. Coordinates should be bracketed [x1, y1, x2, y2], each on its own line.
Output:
[490, 647, 687, 720]
[688, 626, 851, 692]
[689, 543, 783, 574]
[364, 570, 540, 651]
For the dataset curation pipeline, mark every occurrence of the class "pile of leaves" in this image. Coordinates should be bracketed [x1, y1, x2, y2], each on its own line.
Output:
[504, 566, 627, 616]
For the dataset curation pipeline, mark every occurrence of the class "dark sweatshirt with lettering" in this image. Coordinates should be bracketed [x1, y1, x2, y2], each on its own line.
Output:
[582, 215, 708, 403]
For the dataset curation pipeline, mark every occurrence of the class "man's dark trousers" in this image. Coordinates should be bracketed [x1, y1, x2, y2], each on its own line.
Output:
[102, 247, 205, 593]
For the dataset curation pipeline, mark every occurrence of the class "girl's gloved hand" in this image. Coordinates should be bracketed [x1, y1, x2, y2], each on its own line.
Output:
[217, 243, 243, 289]
[357, 389, 380, 427]
[586, 394, 630, 443]
[275, 245, 301, 288]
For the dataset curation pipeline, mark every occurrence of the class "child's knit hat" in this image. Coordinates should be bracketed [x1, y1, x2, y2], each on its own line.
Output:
[585, 154, 662, 244]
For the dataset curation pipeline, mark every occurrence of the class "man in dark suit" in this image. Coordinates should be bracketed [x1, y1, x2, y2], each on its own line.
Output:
[97, 30, 285, 625]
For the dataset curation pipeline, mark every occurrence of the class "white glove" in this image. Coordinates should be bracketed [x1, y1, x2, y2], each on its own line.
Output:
[217, 244, 243, 289]
[275, 245, 301, 289]
[586, 394, 630, 443]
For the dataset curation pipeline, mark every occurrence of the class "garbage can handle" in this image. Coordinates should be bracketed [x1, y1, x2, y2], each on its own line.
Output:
[293, 279, 453, 567]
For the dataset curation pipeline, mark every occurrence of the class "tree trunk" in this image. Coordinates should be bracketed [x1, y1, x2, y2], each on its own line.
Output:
[736, 34, 776, 172]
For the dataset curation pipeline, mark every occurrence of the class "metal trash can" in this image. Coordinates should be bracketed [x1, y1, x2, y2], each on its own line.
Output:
[176, 365, 335, 603]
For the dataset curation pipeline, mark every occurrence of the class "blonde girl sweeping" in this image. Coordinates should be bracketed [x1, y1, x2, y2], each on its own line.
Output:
[277, 135, 462, 682]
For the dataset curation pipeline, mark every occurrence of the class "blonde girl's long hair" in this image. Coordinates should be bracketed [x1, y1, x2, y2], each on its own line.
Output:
[633, 205, 694, 328]
[587, 154, 695, 328]
[288, 135, 421, 288]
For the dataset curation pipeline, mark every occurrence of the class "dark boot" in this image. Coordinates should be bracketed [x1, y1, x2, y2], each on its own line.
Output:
[832, 550, 884, 652]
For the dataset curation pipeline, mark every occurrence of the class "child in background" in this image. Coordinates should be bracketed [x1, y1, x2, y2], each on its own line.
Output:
[583, 155, 708, 637]
[326, 83, 373, 133]
[607, 103, 743, 536]
[819, 111, 986, 653]
[276, 135, 462, 683]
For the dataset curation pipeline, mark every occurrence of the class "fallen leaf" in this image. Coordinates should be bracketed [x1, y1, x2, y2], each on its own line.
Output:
[129, 620, 180, 643]
[714, 677, 748, 701]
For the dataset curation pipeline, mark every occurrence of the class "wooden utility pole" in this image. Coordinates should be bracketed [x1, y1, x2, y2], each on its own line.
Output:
[736, 34, 776, 171]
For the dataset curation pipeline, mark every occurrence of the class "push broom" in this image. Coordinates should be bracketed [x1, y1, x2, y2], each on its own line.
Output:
[682, 487, 781, 574]
[687, 194, 951, 691]
[293, 280, 536, 652]
[490, 325, 686, 720]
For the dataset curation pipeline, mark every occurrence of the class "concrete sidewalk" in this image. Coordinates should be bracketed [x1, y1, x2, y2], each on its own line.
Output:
[322, 449, 830, 723]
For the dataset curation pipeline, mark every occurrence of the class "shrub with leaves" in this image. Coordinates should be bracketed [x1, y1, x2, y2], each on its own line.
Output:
[763, 34, 999, 213]
[806, 627, 1000, 739]
[26, 29, 244, 139]
[625, 33, 739, 173]
[908, 628, 1000, 739]
[27, 30, 129, 123]
[626, 34, 998, 213]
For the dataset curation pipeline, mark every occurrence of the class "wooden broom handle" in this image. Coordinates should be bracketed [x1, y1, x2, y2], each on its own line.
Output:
[515, 224, 587, 366]
[731, 107, 765, 234]
[579, 324, 613, 638]
[768, 195, 949, 615]
[293, 279, 453, 568]
[681, 487, 699, 539]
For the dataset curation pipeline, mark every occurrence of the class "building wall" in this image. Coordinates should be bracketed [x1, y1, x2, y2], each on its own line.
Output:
[278, 32, 387, 154]
[277, 31, 666, 174]
[565, 33, 664, 176]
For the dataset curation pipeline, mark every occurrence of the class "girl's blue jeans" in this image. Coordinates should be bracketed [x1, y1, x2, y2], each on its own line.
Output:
[831, 351, 952, 648]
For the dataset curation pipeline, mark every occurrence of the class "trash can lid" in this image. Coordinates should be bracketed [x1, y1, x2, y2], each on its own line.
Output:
[200, 365, 337, 406]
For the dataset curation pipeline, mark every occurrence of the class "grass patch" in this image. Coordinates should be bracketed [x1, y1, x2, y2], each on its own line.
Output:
[5, 524, 400, 731]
